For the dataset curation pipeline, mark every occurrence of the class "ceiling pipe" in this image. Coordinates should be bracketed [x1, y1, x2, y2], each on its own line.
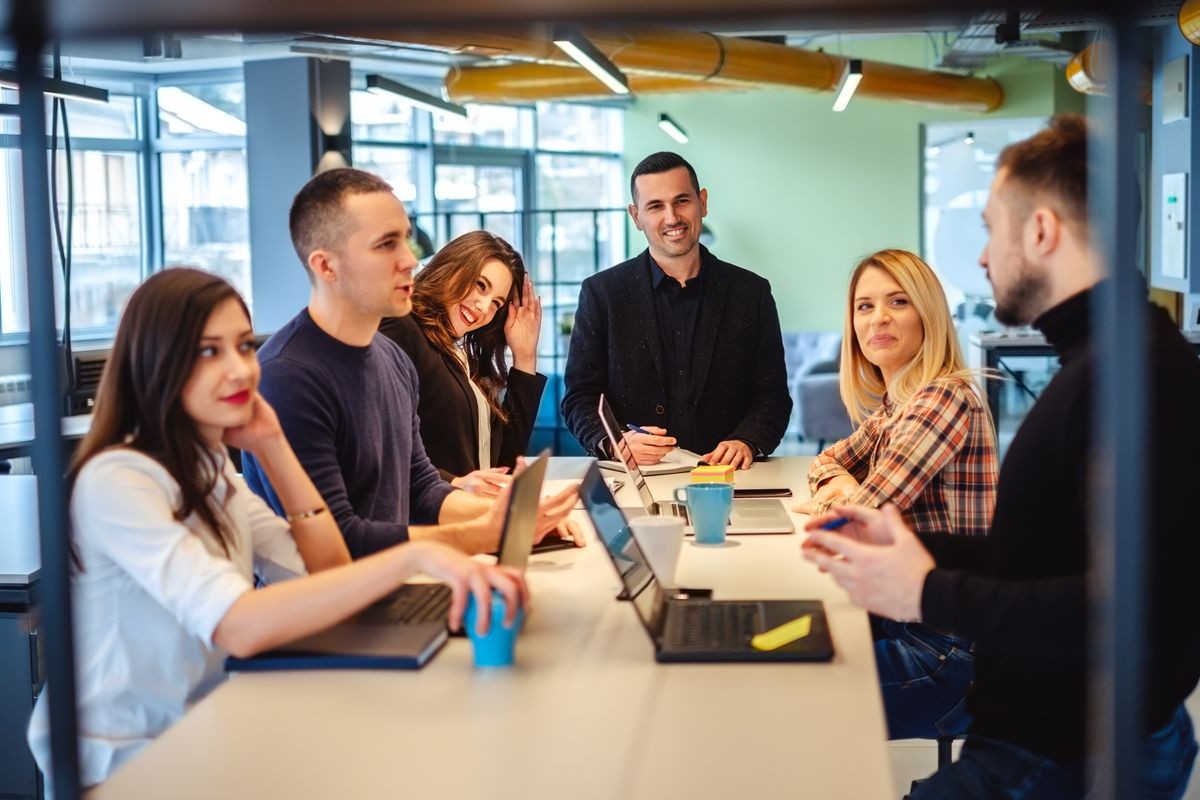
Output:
[352, 25, 1004, 111]
[1180, 0, 1200, 46]
[1065, 41, 1151, 104]
[446, 62, 740, 101]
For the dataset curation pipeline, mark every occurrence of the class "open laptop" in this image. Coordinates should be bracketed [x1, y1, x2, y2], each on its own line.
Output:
[356, 450, 550, 628]
[597, 394, 794, 534]
[227, 455, 550, 671]
[493, 450, 550, 571]
[579, 463, 834, 663]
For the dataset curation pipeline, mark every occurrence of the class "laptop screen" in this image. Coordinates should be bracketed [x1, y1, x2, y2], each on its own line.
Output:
[496, 450, 550, 572]
[597, 394, 657, 514]
[579, 463, 663, 633]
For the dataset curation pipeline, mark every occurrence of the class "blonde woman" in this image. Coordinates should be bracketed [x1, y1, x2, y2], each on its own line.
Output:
[801, 248, 998, 741]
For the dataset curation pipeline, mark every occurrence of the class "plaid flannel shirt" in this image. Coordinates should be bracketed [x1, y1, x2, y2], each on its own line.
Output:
[807, 376, 998, 537]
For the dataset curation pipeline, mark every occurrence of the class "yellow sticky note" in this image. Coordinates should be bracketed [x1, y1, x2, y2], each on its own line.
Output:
[690, 464, 735, 484]
[750, 614, 813, 651]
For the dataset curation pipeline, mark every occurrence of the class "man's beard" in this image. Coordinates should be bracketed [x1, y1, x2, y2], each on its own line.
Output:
[994, 261, 1049, 327]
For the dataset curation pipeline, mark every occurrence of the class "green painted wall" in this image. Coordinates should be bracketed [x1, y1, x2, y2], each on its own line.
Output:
[623, 36, 1082, 331]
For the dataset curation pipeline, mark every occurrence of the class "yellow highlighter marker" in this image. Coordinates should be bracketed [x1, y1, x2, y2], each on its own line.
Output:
[750, 614, 813, 651]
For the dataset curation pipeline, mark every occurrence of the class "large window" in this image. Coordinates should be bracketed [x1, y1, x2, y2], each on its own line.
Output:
[0, 76, 251, 340]
[156, 81, 251, 304]
[0, 91, 146, 336]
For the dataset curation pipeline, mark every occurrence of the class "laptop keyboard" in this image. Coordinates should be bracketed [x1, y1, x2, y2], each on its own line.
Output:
[664, 502, 690, 524]
[667, 601, 761, 649]
[358, 584, 452, 626]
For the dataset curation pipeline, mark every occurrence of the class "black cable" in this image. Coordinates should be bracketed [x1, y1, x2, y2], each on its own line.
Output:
[995, 357, 1040, 402]
[48, 43, 75, 397]
[62, 98, 75, 396]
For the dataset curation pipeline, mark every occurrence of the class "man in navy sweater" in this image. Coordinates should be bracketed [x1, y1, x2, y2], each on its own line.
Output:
[804, 116, 1200, 797]
[244, 168, 574, 558]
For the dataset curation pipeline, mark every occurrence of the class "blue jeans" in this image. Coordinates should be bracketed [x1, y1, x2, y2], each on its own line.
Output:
[872, 616, 975, 740]
[908, 704, 1198, 799]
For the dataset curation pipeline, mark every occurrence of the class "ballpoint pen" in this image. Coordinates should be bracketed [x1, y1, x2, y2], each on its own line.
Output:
[819, 517, 851, 531]
[626, 423, 655, 435]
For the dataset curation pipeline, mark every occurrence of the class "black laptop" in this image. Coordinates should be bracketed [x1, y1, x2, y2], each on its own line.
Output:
[579, 463, 835, 663]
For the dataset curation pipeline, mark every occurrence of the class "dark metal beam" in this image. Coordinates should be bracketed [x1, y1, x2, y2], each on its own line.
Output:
[1088, 11, 1146, 800]
[40, 0, 1112, 38]
[14, 2, 82, 797]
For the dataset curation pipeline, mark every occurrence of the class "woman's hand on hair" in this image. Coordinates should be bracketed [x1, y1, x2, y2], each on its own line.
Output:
[451, 467, 512, 498]
[221, 393, 286, 456]
[504, 273, 542, 374]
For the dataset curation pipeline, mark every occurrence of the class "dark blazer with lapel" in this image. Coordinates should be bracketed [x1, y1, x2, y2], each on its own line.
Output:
[379, 315, 547, 480]
[560, 246, 792, 458]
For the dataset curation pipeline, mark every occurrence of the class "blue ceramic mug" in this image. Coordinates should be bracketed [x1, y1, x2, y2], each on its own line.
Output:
[672, 483, 733, 544]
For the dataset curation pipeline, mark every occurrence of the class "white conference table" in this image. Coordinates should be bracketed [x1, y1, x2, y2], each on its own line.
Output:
[93, 456, 893, 800]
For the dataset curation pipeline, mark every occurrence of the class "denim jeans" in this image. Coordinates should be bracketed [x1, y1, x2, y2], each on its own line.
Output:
[908, 704, 1198, 799]
[872, 616, 975, 740]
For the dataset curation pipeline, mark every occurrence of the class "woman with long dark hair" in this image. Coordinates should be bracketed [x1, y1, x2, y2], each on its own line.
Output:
[380, 231, 547, 497]
[27, 268, 526, 788]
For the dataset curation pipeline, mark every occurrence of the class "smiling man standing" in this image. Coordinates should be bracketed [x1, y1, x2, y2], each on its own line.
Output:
[561, 152, 791, 469]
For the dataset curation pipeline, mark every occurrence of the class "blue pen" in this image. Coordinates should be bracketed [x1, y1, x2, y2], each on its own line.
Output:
[626, 423, 655, 435]
[819, 517, 851, 531]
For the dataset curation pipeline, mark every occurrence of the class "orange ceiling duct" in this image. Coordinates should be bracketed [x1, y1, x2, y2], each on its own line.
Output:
[354, 26, 1003, 111]
[1180, 0, 1200, 45]
[447, 62, 733, 101]
[1065, 41, 1151, 104]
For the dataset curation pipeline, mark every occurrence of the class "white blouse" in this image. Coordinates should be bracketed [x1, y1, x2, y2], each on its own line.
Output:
[27, 447, 306, 788]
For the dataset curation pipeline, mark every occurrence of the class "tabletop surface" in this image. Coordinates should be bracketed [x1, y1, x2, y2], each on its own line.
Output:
[91, 456, 894, 800]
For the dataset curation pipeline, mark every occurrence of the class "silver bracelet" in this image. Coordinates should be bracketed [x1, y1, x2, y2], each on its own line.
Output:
[286, 506, 328, 524]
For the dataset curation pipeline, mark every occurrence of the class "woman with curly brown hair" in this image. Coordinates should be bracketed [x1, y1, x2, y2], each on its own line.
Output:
[380, 231, 548, 499]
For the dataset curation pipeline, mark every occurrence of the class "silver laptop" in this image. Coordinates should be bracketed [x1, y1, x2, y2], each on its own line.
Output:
[494, 450, 550, 572]
[597, 394, 794, 535]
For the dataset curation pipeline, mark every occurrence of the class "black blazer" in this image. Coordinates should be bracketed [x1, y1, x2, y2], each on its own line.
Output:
[561, 246, 792, 458]
[379, 315, 547, 480]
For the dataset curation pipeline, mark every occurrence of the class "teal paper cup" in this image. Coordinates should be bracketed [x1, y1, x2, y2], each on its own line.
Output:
[464, 590, 524, 668]
[673, 483, 733, 544]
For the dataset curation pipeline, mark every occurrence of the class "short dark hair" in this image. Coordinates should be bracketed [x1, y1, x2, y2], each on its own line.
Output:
[289, 168, 394, 280]
[630, 151, 700, 203]
[996, 114, 1089, 230]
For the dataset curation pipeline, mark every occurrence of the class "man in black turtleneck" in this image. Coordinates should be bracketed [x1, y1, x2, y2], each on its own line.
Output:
[804, 115, 1200, 798]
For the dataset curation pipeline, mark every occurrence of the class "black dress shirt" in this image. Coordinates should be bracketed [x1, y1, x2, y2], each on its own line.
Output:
[650, 259, 704, 448]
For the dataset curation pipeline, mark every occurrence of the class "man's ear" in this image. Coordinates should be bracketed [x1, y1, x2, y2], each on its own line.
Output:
[698, 187, 708, 219]
[628, 203, 643, 232]
[1029, 207, 1062, 258]
[308, 249, 338, 285]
